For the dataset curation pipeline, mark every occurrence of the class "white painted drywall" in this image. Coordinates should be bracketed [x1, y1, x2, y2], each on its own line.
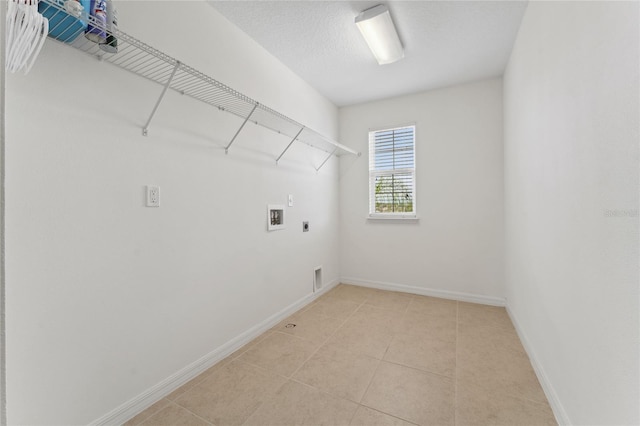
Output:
[339, 79, 504, 301]
[5, 2, 340, 424]
[0, 2, 7, 424]
[504, 2, 639, 424]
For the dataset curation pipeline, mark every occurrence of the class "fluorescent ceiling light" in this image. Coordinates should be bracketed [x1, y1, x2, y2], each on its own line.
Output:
[355, 4, 404, 65]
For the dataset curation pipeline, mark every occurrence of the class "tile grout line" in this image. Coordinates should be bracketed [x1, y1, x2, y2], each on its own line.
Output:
[355, 309, 398, 422]
[456, 375, 553, 408]
[168, 400, 215, 426]
[138, 399, 214, 426]
[178, 357, 290, 426]
[375, 292, 413, 367]
[356, 360, 423, 426]
[286, 375, 364, 416]
[225, 357, 290, 382]
[355, 357, 383, 412]
[354, 405, 421, 426]
[237, 287, 376, 426]
[239, 373, 290, 426]
[249, 287, 374, 426]
[232, 357, 295, 426]
[354, 289, 415, 425]
[282, 376, 415, 426]
[457, 304, 554, 409]
[124, 399, 174, 426]
[380, 358, 455, 381]
[286, 292, 370, 380]
[133, 401, 167, 426]
[168, 327, 278, 403]
[185, 289, 450, 425]
[172, 292, 364, 424]
[237, 288, 371, 376]
[240, 289, 454, 424]
[169, 390, 222, 425]
[285, 287, 379, 424]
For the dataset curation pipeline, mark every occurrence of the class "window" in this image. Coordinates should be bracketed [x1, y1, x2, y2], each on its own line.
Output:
[369, 125, 416, 218]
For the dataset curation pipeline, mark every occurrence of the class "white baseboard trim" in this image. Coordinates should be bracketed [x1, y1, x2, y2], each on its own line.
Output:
[340, 277, 506, 307]
[91, 279, 339, 426]
[506, 304, 570, 426]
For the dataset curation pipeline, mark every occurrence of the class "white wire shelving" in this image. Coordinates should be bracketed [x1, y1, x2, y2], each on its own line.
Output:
[38, 0, 360, 171]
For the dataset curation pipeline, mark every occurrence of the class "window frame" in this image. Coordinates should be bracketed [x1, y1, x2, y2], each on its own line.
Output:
[368, 124, 417, 220]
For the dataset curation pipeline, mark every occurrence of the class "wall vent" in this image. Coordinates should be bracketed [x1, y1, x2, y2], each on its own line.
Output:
[313, 266, 322, 292]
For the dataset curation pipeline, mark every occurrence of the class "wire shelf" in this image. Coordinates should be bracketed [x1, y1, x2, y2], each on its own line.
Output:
[38, 0, 360, 169]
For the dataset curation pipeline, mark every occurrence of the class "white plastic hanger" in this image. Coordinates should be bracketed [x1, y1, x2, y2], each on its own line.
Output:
[6, 0, 49, 74]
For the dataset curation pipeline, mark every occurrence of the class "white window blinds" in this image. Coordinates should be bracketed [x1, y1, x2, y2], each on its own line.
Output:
[369, 125, 416, 216]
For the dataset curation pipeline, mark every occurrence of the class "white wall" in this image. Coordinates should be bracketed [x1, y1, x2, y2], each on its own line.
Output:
[339, 79, 504, 303]
[5, 2, 340, 424]
[504, 2, 639, 424]
[0, 3, 7, 424]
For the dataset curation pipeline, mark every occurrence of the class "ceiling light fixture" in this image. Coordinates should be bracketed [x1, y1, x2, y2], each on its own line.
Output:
[355, 4, 404, 65]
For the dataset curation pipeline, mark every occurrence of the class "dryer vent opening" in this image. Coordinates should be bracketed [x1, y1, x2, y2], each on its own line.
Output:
[314, 267, 322, 292]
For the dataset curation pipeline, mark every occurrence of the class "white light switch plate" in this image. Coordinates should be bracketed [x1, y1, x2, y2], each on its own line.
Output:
[288, 194, 294, 207]
[146, 185, 160, 207]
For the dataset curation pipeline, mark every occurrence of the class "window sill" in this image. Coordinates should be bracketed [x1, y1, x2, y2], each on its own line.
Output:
[367, 215, 419, 222]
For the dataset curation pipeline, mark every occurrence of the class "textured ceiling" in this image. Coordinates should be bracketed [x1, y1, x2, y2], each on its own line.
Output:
[208, 1, 527, 107]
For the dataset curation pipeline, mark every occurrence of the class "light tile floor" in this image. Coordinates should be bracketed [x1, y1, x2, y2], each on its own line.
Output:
[125, 284, 557, 426]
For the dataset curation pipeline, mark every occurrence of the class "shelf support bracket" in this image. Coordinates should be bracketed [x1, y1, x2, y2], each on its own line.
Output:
[275, 127, 305, 164]
[225, 103, 259, 154]
[142, 61, 181, 136]
[315, 148, 338, 172]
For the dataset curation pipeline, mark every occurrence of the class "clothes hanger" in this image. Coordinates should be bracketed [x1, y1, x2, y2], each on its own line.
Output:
[24, 10, 48, 73]
[6, 0, 48, 73]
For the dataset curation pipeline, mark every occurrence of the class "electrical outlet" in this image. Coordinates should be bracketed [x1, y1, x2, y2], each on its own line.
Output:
[146, 185, 160, 207]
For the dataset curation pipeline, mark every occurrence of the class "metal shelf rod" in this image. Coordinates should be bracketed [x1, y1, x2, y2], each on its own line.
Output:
[142, 61, 181, 136]
[225, 103, 258, 154]
[316, 148, 338, 172]
[276, 127, 305, 164]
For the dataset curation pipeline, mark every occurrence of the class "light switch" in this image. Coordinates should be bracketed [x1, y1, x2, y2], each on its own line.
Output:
[288, 194, 294, 207]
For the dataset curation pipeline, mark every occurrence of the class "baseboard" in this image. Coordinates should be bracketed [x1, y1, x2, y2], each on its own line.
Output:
[340, 277, 506, 306]
[91, 279, 339, 426]
[506, 304, 571, 426]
